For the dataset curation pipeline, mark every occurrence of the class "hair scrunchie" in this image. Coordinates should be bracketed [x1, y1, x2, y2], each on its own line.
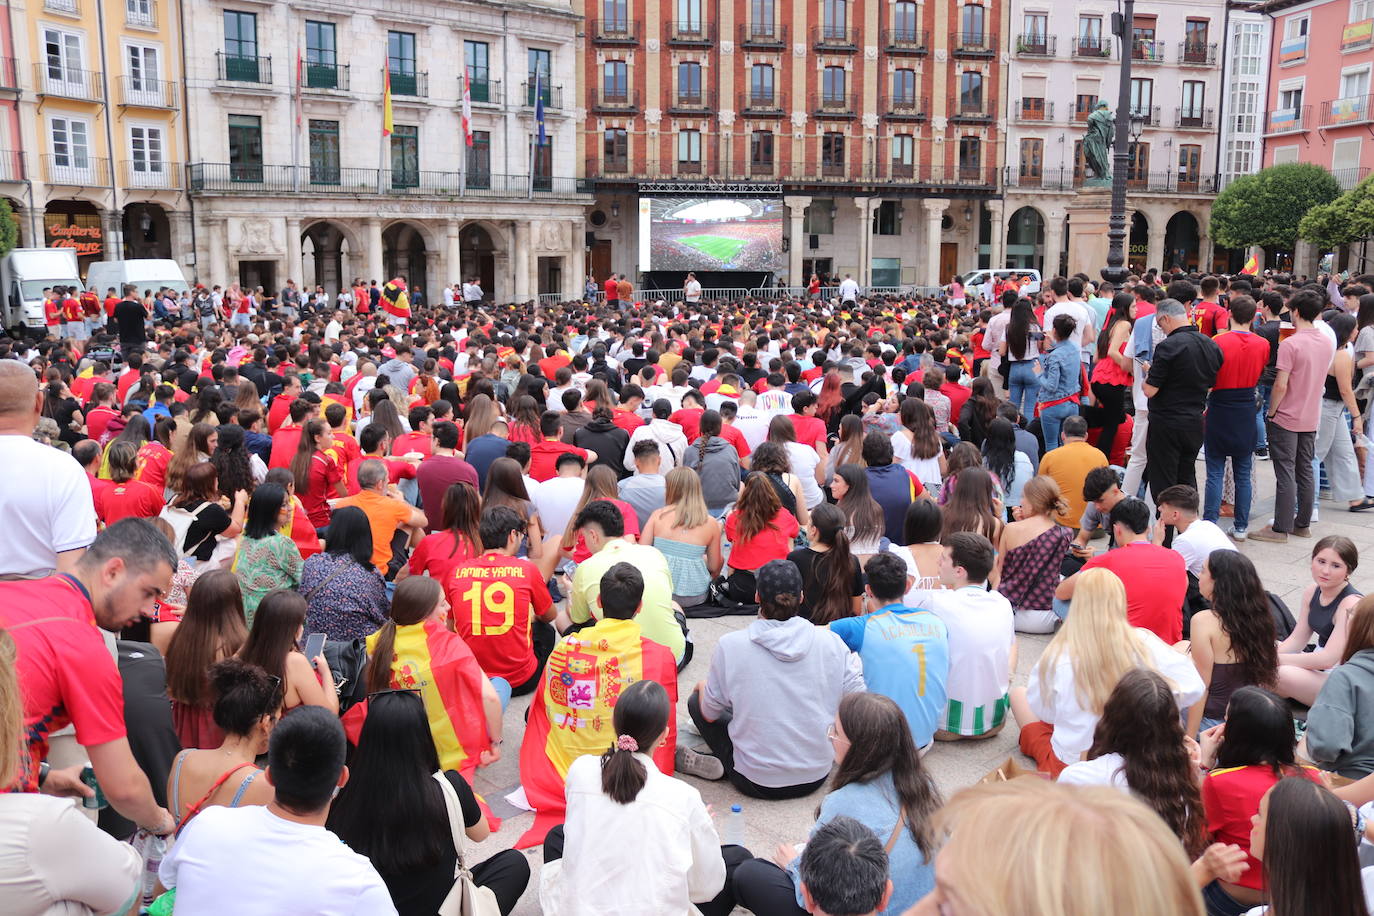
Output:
[615, 734, 639, 752]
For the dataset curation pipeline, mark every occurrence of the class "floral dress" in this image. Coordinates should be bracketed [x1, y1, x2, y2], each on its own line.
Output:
[232, 534, 303, 626]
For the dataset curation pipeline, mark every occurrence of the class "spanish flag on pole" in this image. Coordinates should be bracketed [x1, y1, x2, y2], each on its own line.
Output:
[382, 67, 393, 137]
[514, 618, 678, 848]
[1242, 253, 1259, 275]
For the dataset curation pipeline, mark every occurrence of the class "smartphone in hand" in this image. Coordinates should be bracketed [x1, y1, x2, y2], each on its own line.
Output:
[303, 632, 326, 667]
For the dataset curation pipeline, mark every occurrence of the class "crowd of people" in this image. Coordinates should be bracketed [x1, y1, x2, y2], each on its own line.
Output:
[3, 264, 1374, 916]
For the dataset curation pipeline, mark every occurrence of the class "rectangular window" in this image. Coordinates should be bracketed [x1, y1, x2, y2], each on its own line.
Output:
[891, 135, 915, 176]
[1285, 15, 1309, 39]
[1184, 19, 1209, 56]
[958, 136, 981, 178]
[130, 125, 164, 177]
[1130, 77, 1153, 116]
[390, 123, 418, 188]
[224, 10, 257, 58]
[678, 129, 702, 171]
[227, 113, 262, 181]
[678, 61, 702, 103]
[388, 31, 417, 95]
[126, 44, 160, 98]
[1272, 146, 1299, 165]
[750, 130, 774, 174]
[960, 71, 983, 112]
[1230, 81, 1258, 133]
[533, 139, 552, 189]
[873, 201, 900, 236]
[1024, 12, 1047, 41]
[305, 21, 336, 89]
[1341, 68, 1370, 99]
[751, 64, 774, 102]
[823, 0, 847, 37]
[127, 0, 153, 26]
[962, 3, 985, 38]
[1078, 16, 1103, 51]
[1279, 85, 1304, 110]
[823, 66, 846, 102]
[894, 1, 919, 39]
[805, 200, 835, 234]
[1075, 93, 1098, 121]
[528, 48, 552, 105]
[677, 0, 702, 30]
[604, 0, 628, 29]
[1178, 144, 1201, 188]
[892, 69, 916, 104]
[468, 131, 491, 187]
[50, 117, 90, 176]
[44, 28, 83, 92]
[1127, 141, 1149, 184]
[1354, 0, 1374, 22]
[308, 119, 339, 184]
[603, 60, 627, 99]
[752, 0, 775, 27]
[822, 132, 845, 175]
[1226, 139, 1255, 177]
[1019, 138, 1043, 178]
[603, 127, 627, 171]
[1181, 80, 1206, 117]
[465, 42, 490, 102]
[1334, 137, 1363, 188]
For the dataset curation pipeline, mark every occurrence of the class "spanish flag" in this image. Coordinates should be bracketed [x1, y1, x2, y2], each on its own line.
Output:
[514, 618, 678, 848]
[381, 278, 410, 319]
[382, 68, 393, 137]
[1242, 253, 1259, 275]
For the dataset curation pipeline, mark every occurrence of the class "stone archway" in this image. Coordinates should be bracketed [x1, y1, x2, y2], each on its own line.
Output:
[1128, 212, 1149, 274]
[460, 223, 497, 301]
[1006, 206, 1046, 273]
[301, 220, 358, 296]
[382, 221, 430, 300]
[1164, 211, 1201, 272]
[44, 199, 104, 276]
[122, 202, 171, 258]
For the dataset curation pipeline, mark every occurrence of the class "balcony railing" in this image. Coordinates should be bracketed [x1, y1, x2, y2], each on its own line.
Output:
[813, 92, 857, 117]
[1016, 34, 1056, 56]
[1003, 166, 1220, 194]
[0, 58, 20, 91]
[668, 89, 715, 114]
[883, 95, 927, 119]
[1334, 167, 1372, 190]
[740, 22, 787, 47]
[665, 21, 714, 45]
[1073, 37, 1113, 59]
[1266, 106, 1310, 134]
[1132, 39, 1166, 62]
[593, 18, 639, 44]
[44, 0, 78, 12]
[125, 0, 155, 27]
[304, 62, 349, 91]
[883, 28, 929, 53]
[34, 64, 102, 101]
[813, 26, 858, 50]
[117, 75, 178, 108]
[120, 160, 181, 190]
[1129, 105, 1161, 127]
[581, 157, 1000, 188]
[388, 69, 427, 98]
[742, 91, 784, 115]
[1179, 41, 1217, 66]
[217, 52, 271, 85]
[1321, 94, 1374, 128]
[466, 78, 501, 105]
[953, 32, 996, 55]
[522, 81, 563, 109]
[0, 150, 25, 182]
[1072, 102, 1096, 122]
[1175, 106, 1214, 129]
[42, 154, 110, 187]
[593, 88, 639, 112]
[186, 162, 589, 197]
[950, 99, 991, 121]
[1016, 98, 1054, 122]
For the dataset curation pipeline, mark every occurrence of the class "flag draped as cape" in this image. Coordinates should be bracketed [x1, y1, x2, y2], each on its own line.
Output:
[514, 618, 677, 848]
[382, 279, 410, 319]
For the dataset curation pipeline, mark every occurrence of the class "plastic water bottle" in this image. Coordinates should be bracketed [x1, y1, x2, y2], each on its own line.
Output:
[724, 804, 746, 846]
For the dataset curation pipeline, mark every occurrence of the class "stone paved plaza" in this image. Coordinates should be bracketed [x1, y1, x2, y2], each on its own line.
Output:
[466, 461, 1372, 914]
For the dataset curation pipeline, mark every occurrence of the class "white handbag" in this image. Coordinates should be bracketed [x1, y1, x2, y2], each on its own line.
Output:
[432, 771, 502, 916]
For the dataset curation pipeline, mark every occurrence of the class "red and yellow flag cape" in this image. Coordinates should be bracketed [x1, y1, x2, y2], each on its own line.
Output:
[382, 279, 410, 319]
[514, 618, 678, 848]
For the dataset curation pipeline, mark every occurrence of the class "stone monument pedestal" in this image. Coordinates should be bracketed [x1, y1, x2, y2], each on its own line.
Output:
[1067, 187, 1113, 278]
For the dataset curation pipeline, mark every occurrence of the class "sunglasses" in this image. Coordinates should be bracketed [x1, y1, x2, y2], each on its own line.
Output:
[367, 687, 423, 703]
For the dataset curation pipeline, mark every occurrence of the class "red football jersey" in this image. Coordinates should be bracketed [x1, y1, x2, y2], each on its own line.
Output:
[445, 552, 553, 685]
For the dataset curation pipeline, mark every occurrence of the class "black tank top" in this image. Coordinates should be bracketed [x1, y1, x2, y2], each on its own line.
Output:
[1310, 582, 1362, 646]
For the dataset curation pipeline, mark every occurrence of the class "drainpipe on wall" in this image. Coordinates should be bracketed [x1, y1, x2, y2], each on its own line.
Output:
[176, 0, 198, 282]
[1215, 4, 1232, 187]
[93, 0, 120, 259]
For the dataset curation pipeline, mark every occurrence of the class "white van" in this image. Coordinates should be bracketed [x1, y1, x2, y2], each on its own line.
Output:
[0, 248, 82, 332]
[959, 268, 1043, 297]
[85, 259, 190, 301]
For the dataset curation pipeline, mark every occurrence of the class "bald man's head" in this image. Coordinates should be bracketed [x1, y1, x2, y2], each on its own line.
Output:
[0, 359, 39, 423]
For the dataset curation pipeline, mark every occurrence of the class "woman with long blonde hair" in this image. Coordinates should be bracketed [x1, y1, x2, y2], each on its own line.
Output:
[641, 467, 723, 608]
[1009, 568, 1205, 776]
[460, 393, 500, 442]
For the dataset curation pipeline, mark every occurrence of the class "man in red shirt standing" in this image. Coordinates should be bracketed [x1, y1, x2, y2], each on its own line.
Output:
[1203, 295, 1270, 537]
[1055, 498, 1187, 644]
[0, 518, 176, 836]
[446, 505, 558, 698]
[939, 363, 973, 421]
[604, 274, 618, 305]
[1193, 276, 1230, 337]
[42, 287, 61, 336]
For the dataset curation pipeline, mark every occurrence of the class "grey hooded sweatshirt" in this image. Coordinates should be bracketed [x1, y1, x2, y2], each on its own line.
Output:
[1305, 648, 1374, 779]
[701, 616, 866, 788]
[683, 436, 741, 510]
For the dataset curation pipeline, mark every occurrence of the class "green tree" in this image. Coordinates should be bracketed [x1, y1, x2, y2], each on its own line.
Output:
[1298, 198, 1356, 251]
[1212, 162, 1342, 251]
[0, 198, 17, 260]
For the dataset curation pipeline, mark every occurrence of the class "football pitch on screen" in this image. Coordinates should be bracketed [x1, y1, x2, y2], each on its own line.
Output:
[679, 235, 748, 262]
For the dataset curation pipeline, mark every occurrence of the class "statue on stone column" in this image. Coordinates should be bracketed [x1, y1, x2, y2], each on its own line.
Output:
[1083, 101, 1114, 186]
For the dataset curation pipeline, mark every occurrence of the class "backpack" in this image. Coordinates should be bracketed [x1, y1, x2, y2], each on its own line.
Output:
[158, 502, 211, 561]
[197, 296, 215, 317]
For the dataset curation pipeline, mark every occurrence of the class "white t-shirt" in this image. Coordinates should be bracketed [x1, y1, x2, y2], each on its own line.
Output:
[732, 408, 770, 451]
[784, 441, 823, 508]
[159, 804, 397, 916]
[1058, 752, 1131, 790]
[1172, 519, 1237, 577]
[0, 435, 96, 577]
[1044, 300, 1093, 355]
[839, 278, 860, 302]
[908, 584, 1014, 709]
[685, 279, 702, 302]
[533, 475, 587, 540]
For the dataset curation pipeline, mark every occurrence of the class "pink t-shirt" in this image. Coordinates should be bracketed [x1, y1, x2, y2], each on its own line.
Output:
[1273, 328, 1336, 433]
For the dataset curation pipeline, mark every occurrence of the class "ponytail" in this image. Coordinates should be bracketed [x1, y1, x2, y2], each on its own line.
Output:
[598, 679, 669, 805]
[366, 622, 397, 694]
[600, 736, 649, 805]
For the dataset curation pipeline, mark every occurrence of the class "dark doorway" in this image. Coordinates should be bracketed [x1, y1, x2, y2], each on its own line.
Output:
[382, 222, 428, 296]
[460, 224, 496, 301]
[239, 260, 276, 293]
[122, 203, 171, 258]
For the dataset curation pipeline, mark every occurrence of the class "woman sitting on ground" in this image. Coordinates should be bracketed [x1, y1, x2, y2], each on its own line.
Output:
[540, 679, 748, 916]
[232, 483, 303, 626]
[408, 482, 483, 585]
[238, 590, 338, 715]
[994, 475, 1074, 634]
[722, 473, 800, 605]
[830, 465, 886, 564]
[787, 504, 863, 625]
[1274, 535, 1363, 705]
[891, 396, 946, 496]
[166, 658, 279, 834]
[732, 692, 942, 915]
[1245, 777, 1368, 916]
[640, 467, 723, 609]
[1184, 550, 1279, 735]
[748, 442, 811, 529]
[940, 466, 1004, 543]
[300, 506, 389, 642]
[1009, 568, 1205, 777]
[327, 691, 530, 916]
[982, 417, 1035, 518]
[896, 499, 945, 605]
[1305, 594, 1374, 779]
[164, 570, 250, 749]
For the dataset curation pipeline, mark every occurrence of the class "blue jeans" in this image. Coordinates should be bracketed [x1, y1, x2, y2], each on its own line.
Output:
[1007, 361, 1041, 420]
[1038, 401, 1079, 452]
[1052, 596, 1071, 621]
[1205, 450, 1253, 531]
[491, 676, 512, 713]
[1201, 880, 1251, 916]
[1255, 384, 1271, 449]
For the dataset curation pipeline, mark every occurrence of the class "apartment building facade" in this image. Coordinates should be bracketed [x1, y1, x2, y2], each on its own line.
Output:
[578, 0, 1008, 290]
[180, 0, 591, 300]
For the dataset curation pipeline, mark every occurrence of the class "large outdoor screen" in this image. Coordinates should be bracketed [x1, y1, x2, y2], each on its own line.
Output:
[639, 198, 783, 272]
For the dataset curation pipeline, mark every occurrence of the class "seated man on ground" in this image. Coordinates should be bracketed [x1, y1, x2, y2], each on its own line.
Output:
[516, 562, 678, 848]
[829, 552, 949, 750]
[1155, 484, 1237, 625]
[797, 817, 894, 916]
[683, 559, 865, 799]
[1062, 465, 1126, 576]
[1038, 415, 1109, 532]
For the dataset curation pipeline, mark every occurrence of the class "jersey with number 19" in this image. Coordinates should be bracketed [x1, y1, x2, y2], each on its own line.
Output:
[445, 552, 553, 685]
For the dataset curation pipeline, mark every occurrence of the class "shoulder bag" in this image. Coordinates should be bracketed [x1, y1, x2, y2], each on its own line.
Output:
[432, 771, 501, 916]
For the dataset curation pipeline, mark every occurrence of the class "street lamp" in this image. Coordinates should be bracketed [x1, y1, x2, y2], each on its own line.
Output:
[1101, 0, 1136, 285]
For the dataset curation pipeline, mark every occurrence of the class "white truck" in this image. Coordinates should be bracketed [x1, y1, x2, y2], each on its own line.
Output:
[1, 248, 83, 334]
[85, 259, 190, 300]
